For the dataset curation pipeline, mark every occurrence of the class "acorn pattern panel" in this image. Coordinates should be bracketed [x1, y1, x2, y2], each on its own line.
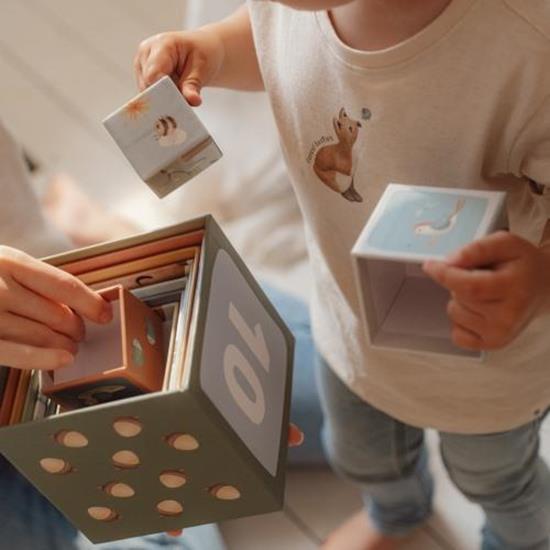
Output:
[0, 387, 280, 544]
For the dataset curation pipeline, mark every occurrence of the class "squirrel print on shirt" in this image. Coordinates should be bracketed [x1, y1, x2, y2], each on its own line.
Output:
[312, 108, 364, 202]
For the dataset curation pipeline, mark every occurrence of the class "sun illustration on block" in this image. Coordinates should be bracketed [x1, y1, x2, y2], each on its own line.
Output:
[123, 97, 150, 120]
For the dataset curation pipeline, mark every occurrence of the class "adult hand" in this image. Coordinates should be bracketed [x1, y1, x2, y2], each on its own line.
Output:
[0, 246, 112, 370]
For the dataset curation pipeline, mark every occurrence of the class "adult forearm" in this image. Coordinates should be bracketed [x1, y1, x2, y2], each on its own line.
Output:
[206, 5, 264, 92]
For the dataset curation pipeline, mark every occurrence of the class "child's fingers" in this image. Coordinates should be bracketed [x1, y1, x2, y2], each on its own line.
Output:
[0, 312, 78, 355]
[6, 251, 112, 325]
[447, 299, 486, 337]
[451, 323, 483, 351]
[423, 261, 504, 302]
[142, 41, 178, 89]
[0, 340, 74, 370]
[134, 54, 146, 91]
[134, 41, 152, 91]
[288, 423, 304, 447]
[445, 231, 525, 268]
[177, 50, 208, 106]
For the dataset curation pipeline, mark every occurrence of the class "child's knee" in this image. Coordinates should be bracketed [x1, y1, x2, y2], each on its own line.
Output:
[323, 425, 422, 485]
[440, 430, 543, 507]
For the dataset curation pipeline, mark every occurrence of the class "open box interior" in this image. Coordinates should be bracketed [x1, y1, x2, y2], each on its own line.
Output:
[357, 257, 481, 358]
[1, 225, 206, 428]
[0, 217, 296, 545]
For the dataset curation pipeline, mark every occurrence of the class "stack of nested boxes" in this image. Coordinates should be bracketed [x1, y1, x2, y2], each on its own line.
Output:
[0, 220, 293, 543]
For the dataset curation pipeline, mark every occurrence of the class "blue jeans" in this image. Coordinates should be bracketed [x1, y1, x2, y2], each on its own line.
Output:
[316, 355, 550, 550]
[0, 285, 325, 549]
[263, 284, 325, 468]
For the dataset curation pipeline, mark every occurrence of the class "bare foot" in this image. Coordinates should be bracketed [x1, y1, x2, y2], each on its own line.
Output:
[42, 174, 138, 247]
[322, 511, 410, 550]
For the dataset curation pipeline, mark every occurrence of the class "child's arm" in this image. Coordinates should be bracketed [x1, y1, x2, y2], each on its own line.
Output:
[0, 246, 113, 370]
[423, 231, 550, 351]
[134, 4, 263, 107]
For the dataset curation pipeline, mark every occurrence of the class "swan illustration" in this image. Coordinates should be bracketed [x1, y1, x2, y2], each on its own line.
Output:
[414, 198, 465, 237]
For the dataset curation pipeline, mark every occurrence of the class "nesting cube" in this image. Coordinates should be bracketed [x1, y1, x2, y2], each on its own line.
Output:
[352, 184, 507, 358]
[0, 216, 293, 543]
[41, 286, 165, 410]
[103, 76, 222, 198]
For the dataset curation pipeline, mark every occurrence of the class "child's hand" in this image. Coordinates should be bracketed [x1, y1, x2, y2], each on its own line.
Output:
[423, 231, 550, 351]
[134, 6, 262, 106]
[0, 246, 113, 370]
[134, 29, 224, 106]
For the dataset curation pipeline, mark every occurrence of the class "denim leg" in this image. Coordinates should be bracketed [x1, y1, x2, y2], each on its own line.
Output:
[315, 355, 433, 536]
[91, 524, 226, 550]
[0, 454, 85, 550]
[261, 283, 326, 467]
[439, 421, 550, 550]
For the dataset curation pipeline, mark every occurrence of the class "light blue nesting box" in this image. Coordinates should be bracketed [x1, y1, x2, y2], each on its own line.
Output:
[103, 76, 222, 198]
[352, 184, 507, 358]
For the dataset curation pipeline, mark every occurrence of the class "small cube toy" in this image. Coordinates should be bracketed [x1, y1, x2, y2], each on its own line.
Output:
[41, 285, 165, 409]
[103, 76, 222, 198]
[352, 184, 507, 359]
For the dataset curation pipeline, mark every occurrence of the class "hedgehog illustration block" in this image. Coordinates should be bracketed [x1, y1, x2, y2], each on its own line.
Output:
[352, 184, 507, 359]
[103, 76, 222, 198]
[0, 216, 294, 543]
[41, 286, 165, 410]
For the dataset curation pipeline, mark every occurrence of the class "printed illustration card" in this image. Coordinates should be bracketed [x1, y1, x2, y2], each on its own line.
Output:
[352, 184, 508, 358]
[103, 76, 222, 198]
[357, 184, 507, 261]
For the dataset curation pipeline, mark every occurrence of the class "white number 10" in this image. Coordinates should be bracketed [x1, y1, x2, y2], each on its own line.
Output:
[223, 302, 270, 425]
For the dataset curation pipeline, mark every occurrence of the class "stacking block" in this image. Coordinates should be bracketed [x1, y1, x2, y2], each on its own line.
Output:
[103, 76, 222, 198]
[0, 216, 293, 543]
[352, 184, 507, 358]
[41, 286, 165, 410]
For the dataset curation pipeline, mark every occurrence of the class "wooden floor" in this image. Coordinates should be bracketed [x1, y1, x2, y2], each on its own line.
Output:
[1, 2, 548, 549]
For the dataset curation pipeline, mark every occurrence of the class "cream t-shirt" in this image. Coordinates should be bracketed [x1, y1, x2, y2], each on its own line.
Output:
[249, 0, 550, 433]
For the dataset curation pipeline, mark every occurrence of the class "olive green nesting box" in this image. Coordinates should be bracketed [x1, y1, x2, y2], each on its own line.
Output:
[0, 216, 294, 543]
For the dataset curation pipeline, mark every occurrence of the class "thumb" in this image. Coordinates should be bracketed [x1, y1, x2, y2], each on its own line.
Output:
[178, 51, 208, 107]
[445, 231, 523, 269]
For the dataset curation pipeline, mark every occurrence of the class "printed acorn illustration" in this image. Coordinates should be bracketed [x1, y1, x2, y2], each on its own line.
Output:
[313, 107, 364, 203]
[414, 198, 465, 237]
[154, 116, 187, 147]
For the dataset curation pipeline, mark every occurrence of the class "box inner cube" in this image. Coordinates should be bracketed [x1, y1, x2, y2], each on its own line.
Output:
[13, 228, 205, 423]
[54, 307, 123, 384]
[359, 258, 480, 358]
